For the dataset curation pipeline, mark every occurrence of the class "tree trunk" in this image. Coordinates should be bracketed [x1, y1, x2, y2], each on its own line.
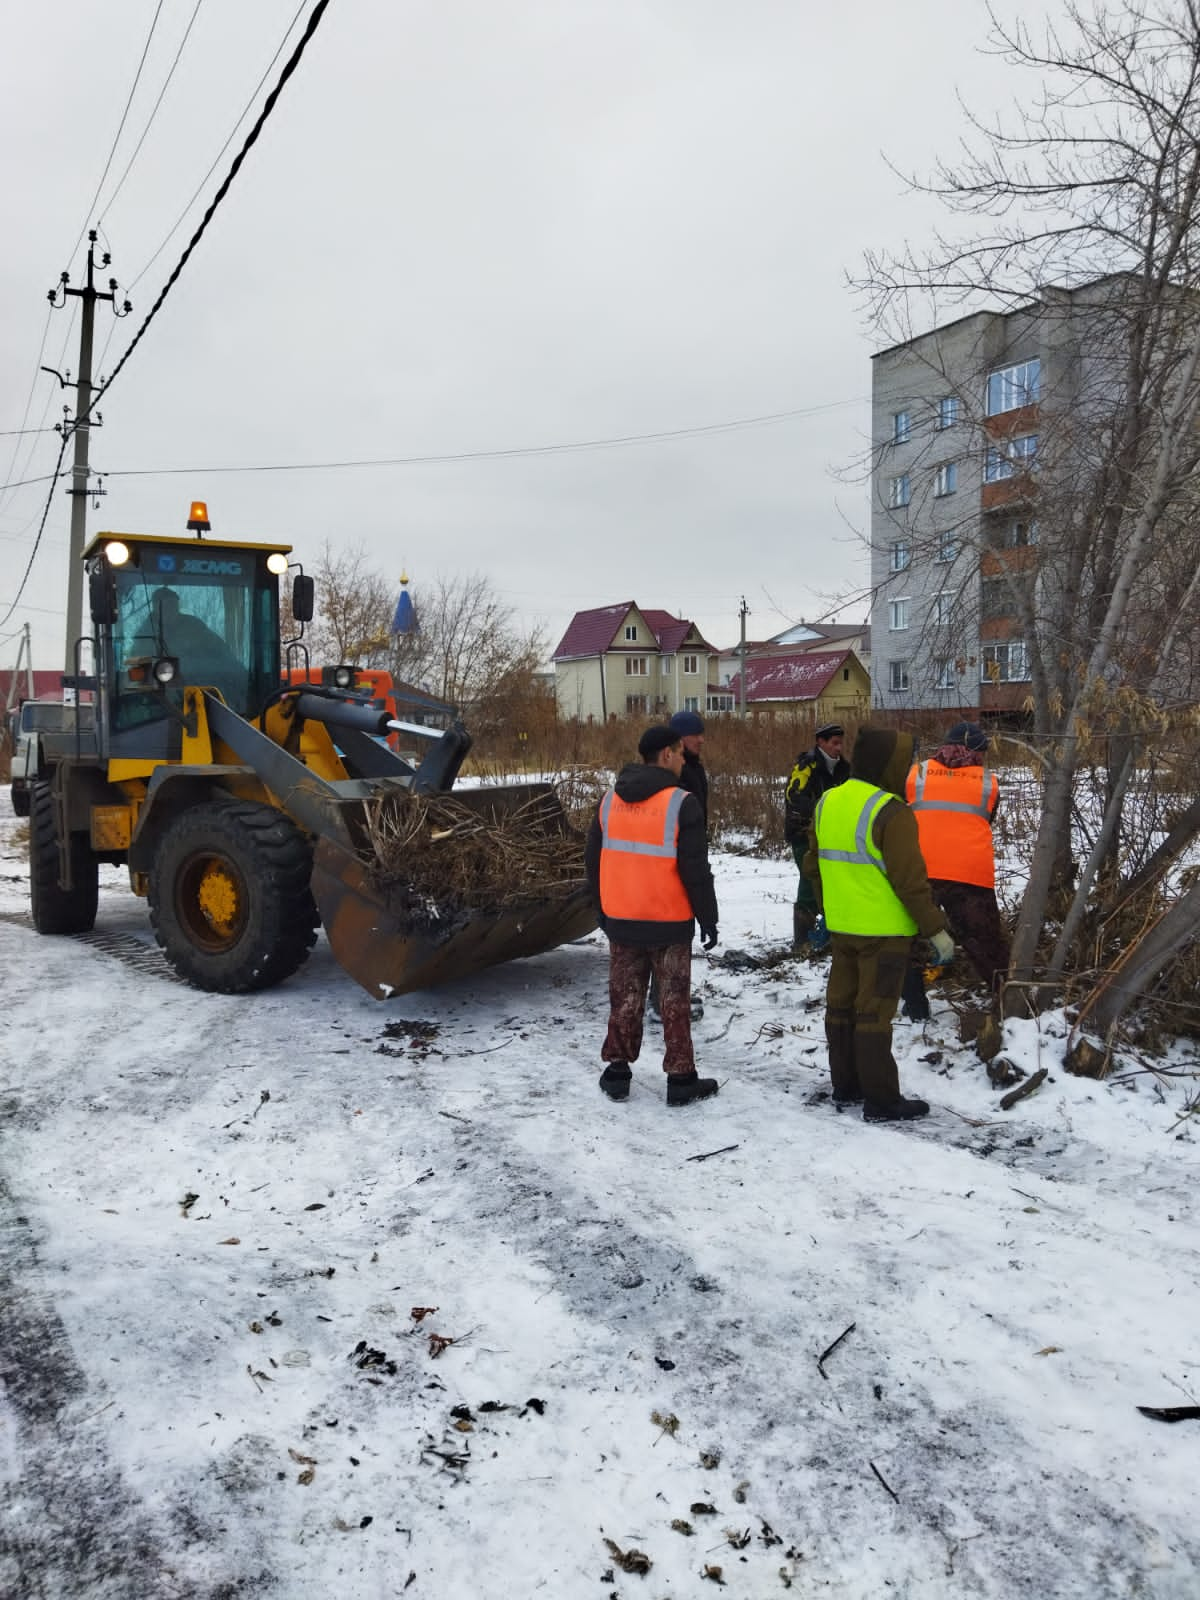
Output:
[1079, 879, 1200, 1034]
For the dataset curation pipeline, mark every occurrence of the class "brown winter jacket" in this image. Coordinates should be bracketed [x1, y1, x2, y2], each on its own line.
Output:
[802, 727, 946, 938]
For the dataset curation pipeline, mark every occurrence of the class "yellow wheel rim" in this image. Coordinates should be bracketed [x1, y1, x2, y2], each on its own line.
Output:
[195, 862, 240, 937]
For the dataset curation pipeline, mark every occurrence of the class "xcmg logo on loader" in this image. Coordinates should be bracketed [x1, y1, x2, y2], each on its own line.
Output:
[156, 556, 244, 576]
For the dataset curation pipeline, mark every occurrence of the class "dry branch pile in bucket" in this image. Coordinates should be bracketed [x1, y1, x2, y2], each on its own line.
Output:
[360, 785, 589, 926]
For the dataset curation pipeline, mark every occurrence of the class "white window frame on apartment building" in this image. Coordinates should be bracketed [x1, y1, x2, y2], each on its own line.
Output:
[936, 395, 959, 430]
[936, 529, 959, 562]
[932, 591, 952, 624]
[890, 538, 911, 572]
[986, 359, 1040, 416]
[934, 462, 957, 497]
[889, 660, 909, 692]
[625, 656, 649, 676]
[892, 410, 911, 444]
[683, 695, 700, 712]
[996, 518, 1038, 547]
[888, 473, 911, 509]
[888, 597, 910, 631]
[985, 434, 1038, 481]
[682, 653, 699, 674]
[934, 656, 957, 689]
[980, 640, 1031, 682]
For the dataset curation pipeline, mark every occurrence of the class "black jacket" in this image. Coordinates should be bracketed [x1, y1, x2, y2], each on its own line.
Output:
[784, 745, 850, 842]
[677, 749, 708, 825]
[585, 763, 718, 946]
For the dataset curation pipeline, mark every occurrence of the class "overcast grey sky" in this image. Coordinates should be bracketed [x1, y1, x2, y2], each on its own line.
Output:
[0, 0, 1060, 665]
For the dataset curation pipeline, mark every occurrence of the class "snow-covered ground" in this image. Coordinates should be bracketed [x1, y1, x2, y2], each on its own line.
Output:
[2, 806, 1199, 1599]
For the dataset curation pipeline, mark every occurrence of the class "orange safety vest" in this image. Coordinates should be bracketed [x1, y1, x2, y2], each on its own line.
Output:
[905, 759, 999, 888]
[598, 786, 693, 922]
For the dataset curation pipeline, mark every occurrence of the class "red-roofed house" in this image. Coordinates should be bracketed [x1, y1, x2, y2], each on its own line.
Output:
[724, 649, 870, 721]
[552, 603, 717, 721]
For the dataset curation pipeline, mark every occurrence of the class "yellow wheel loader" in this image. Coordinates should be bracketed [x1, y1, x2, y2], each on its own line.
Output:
[24, 517, 595, 997]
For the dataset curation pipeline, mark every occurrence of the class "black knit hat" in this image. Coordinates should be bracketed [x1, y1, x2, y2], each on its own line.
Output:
[638, 724, 681, 760]
[944, 720, 989, 752]
[668, 710, 705, 736]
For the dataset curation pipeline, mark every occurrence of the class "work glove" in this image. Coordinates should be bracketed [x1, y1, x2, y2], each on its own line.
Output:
[700, 925, 719, 952]
[929, 928, 955, 966]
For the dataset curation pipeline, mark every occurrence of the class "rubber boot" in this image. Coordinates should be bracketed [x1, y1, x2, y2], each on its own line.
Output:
[825, 1007, 861, 1104]
[863, 1096, 930, 1122]
[599, 1062, 632, 1101]
[854, 1028, 903, 1108]
[807, 914, 831, 955]
[666, 1071, 719, 1106]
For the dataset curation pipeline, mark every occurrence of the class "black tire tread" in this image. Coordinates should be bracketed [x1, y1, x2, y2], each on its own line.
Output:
[29, 779, 99, 935]
[148, 797, 318, 993]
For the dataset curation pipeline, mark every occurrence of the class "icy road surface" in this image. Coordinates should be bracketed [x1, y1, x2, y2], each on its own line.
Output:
[1, 811, 1198, 1598]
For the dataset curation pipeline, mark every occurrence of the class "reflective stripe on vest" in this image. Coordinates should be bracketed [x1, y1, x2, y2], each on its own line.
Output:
[598, 785, 693, 922]
[905, 760, 998, 888]
[813, 779, 918, 937]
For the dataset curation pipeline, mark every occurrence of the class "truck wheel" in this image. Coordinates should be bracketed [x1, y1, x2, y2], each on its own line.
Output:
[29, 779, 99, 934]
[11, 784, 30, 818]
[148, 798, 318, 993]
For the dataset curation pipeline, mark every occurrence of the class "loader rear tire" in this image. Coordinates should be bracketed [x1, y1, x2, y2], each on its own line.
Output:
[29, 779, 99, 935]
[149, 797, 318, 993]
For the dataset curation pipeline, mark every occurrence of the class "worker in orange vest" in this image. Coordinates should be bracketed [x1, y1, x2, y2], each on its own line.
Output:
[904, 721, 1010, 1000]
[585, 724, 720, 1107]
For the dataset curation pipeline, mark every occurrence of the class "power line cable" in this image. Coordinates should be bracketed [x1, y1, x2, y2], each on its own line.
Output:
[127, 0, 309, 294]
[0, 433, 70, 629]
[0, 306, 78, 518]
[64, 0, 166, 271]
[99, 396, 867, 480]
[95, 0, 205, 231]
[0, 307, 53, 516]
[0, 427, 57, 439]
[89, 0, 331, 416]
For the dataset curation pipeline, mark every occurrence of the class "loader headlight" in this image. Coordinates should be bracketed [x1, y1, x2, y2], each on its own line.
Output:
[105, 540, 130, 566]
[153, 656, 179, 685]
[266, 552, 289, 575]
[332, 664, 355, 689]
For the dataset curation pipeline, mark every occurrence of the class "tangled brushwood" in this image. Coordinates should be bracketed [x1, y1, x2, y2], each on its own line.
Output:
[360, 786, 588, 913]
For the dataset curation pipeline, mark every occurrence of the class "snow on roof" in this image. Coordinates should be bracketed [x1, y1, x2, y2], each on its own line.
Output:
[725, 648, 852, 703]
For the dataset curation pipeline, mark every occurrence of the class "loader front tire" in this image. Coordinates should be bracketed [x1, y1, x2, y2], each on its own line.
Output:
[149, 798, 318, 993]
[29, 779, 99, 935]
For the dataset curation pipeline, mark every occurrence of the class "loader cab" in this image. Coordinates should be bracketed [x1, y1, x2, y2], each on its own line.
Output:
[84, 530, 291, 756]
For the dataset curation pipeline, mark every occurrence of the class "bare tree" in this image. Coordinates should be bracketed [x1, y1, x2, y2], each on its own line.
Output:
[858, 0, 1200, 1024]
[388, 572, 546, 714]
[308, 542, 394, 666]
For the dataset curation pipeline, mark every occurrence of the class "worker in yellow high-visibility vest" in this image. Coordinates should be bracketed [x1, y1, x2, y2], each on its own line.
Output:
[804, 726, 953, 1123]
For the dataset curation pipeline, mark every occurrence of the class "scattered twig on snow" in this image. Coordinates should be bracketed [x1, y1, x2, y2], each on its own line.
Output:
[868, 1459, 899, 1503]
[686, 1144, 740, 1164]
[438, 1109, 471, 1124]
[405, 1168, 436, 1186]
[701, 1011, 739, 1043]
[455, 1035, 518, 1059]
[999, 1067, 1048, 1111]
[77, 1400, 115, 1425]
[816, 1322, 856, 1380]
[751, 1021, 785, 1045]
[1136, 1405, 1200, 1423]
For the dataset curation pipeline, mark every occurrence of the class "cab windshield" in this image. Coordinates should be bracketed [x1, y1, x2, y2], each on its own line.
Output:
[110, 543, 279, 726]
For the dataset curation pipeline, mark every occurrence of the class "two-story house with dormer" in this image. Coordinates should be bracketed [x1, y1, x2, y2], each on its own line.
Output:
[552, 602, 717, 722]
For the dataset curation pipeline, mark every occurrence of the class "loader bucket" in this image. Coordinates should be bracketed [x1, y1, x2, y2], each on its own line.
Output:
[309, 782, 598, 999]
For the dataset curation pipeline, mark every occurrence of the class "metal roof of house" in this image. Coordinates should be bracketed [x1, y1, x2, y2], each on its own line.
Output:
[725, 649, 854, 703]
[552, 603, 714, 661]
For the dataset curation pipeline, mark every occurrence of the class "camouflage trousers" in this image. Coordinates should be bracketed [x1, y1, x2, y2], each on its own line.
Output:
[602, 941, 695, 1076]
[931, 879, 1011, 997]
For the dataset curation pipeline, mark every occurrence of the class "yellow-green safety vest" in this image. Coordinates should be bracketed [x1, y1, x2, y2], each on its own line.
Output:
[813, 778, 918, 937]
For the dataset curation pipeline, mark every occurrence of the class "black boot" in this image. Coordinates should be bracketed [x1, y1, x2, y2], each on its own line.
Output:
[599, 1062, 632, 1101]
[666, 1071, 719, 1106]
[832, 1089, 863, 1108]
[863, 1096, 930, 1122]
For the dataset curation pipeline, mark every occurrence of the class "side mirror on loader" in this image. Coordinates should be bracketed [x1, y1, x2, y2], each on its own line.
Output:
[292, 574, 314, 623]
[88, 561, 117, 624]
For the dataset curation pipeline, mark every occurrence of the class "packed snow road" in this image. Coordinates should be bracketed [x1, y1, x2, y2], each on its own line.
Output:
[1, 813, 1198, 1598]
